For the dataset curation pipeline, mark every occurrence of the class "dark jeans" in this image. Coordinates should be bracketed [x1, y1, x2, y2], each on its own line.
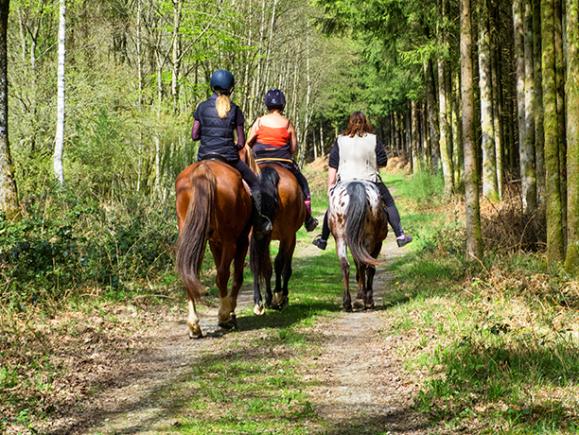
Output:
[320, 180, 403, 239]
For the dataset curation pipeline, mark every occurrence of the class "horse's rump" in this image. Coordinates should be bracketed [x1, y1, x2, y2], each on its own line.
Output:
[176, 161, 252, 300]
[330, 180, 386, 266]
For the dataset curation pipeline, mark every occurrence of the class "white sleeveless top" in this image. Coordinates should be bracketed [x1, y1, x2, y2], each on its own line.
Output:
[336, 133, 379, 182]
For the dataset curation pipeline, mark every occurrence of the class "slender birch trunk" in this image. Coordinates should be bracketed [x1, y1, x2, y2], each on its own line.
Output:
[53, 0, 66, 185]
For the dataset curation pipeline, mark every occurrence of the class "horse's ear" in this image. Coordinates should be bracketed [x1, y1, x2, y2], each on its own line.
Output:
[243, 145, 261, 175]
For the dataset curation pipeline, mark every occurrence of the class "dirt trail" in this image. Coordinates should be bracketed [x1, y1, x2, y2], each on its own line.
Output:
[42, 236, 427, 434]
[307, 237, 428, 434]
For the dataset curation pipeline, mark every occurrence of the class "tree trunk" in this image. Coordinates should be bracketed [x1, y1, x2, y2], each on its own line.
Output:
[541, 0, 564, 261]
[533, 0, 545, 206]
[0, 0, 18, 218]
[565, 0, 578, 271]
[461, 0, 483, 260]
[554, 0, 566, 235]
[514, 0, 531, 211]
[171, 0, 182, 114]
[438, 60, 454, 194]
[451, 69, 462, 187]
[523, 0, 537, 212]
[479, 0, 498, 200]
[53, 0, 66, 185]
[411, 101, 420, 173]
[425, 60, 439, 170]
[490, 34, 504, 199]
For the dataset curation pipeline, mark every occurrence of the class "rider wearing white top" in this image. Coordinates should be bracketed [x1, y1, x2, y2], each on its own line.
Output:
[313, 112, 412, 249]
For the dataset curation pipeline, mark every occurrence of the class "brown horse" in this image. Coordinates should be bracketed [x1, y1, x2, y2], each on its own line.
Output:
[175, 160, 252, 337]
[329, 180, 388, 311]
[250, 164, 306, 314]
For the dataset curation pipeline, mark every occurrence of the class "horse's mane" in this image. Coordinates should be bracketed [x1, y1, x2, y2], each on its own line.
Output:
[243, 145, 261, 175]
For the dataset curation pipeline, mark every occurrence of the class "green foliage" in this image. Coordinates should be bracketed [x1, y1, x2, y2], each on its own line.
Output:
[0, 188, 177, 308]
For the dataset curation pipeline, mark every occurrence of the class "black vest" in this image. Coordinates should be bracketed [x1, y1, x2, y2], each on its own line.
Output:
[196, 95, 240, 162]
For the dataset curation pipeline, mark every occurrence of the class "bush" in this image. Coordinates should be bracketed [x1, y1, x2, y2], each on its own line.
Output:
[0, 189, 177, 308]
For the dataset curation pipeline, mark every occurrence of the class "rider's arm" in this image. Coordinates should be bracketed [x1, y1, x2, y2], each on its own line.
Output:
[376, 138, 388, 167]
[191, 120, 201, 141]
[245, 118, 260, 147]
[288, 122, 298, 155]
[328, 139, 339, 189]
[328, 167, 337, 189]
[235, 108, 246, 150]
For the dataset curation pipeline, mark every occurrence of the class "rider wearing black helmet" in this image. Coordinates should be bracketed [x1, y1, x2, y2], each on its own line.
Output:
[192, 69, 272, 234]
[246, 89, 318, 232]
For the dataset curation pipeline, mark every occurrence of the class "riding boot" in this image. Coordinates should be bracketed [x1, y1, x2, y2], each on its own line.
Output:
[251, 190, 273, 235]
[303, 199, 318, 232]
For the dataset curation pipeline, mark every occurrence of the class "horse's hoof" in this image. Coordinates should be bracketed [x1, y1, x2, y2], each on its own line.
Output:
[365, 300, 375, 310]
[353, 298, 365, 310]
[254, 304, 265, 316]
[188, 323, 203, 339]
[219, 314, 238, 331]
[343, 304, 353, 312]
[272, 293, 287, 310]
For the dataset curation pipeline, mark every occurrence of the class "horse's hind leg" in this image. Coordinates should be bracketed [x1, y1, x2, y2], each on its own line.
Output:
[211, 242, 236, 330]
[337, 238, 352, 312]
[365, 242, 382, 309]
[353, 262, 366, 311]
[187, 297, 202, 339]
[232, 234, 249, 318]
[250, 238, 265, 315]
[273, 236, 296, 310]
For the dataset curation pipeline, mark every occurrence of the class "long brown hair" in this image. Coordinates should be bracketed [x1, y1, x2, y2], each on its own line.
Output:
[344, 111, 373, 137]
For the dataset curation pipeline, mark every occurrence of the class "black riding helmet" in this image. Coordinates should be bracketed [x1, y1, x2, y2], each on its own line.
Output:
[210, 69, 235, 94]
[264, 88, 286, 110]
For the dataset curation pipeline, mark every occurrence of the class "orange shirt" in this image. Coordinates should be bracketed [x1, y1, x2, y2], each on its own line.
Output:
[256, 123, 291, 147]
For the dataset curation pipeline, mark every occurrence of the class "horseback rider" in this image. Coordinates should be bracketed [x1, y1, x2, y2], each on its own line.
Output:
[312, 111, 412, 249]
[191, 69, 272, 234]
[246, 88, 318, 232]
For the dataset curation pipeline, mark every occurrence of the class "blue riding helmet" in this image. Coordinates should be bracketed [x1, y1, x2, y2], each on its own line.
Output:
[210, 69, 235, 93]
[264, 88, 286, 109]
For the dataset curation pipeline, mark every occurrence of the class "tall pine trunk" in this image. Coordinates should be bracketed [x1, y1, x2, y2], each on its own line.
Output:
[565, 0, 579, 271]
[461, 0, 483, 260]
[53, 0, 66, 185]
[541, 0, 564, 261]
[0, 0, 18, 218]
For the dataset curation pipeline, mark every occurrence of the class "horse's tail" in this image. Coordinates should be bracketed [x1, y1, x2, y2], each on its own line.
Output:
[345, 182, 380, 267]
[250, 166, 280, 282]
[176, 163, 216, 300]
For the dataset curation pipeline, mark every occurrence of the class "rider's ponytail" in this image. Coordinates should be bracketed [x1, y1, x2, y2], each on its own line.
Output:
[216, 92, 231, 119]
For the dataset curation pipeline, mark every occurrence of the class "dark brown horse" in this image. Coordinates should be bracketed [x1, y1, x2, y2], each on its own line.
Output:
[329, 180, 388, 311]
[175, 160, 252, 337]
[250, 164, 306, 314]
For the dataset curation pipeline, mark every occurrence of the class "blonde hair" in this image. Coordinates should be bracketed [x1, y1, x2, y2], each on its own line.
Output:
[216, 93, 231, 119]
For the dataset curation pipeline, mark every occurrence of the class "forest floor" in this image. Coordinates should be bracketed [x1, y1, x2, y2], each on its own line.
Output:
[2, 164, 577, 434]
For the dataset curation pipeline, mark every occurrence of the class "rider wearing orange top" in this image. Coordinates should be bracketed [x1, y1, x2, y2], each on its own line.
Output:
[247, 89, 318, 232]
